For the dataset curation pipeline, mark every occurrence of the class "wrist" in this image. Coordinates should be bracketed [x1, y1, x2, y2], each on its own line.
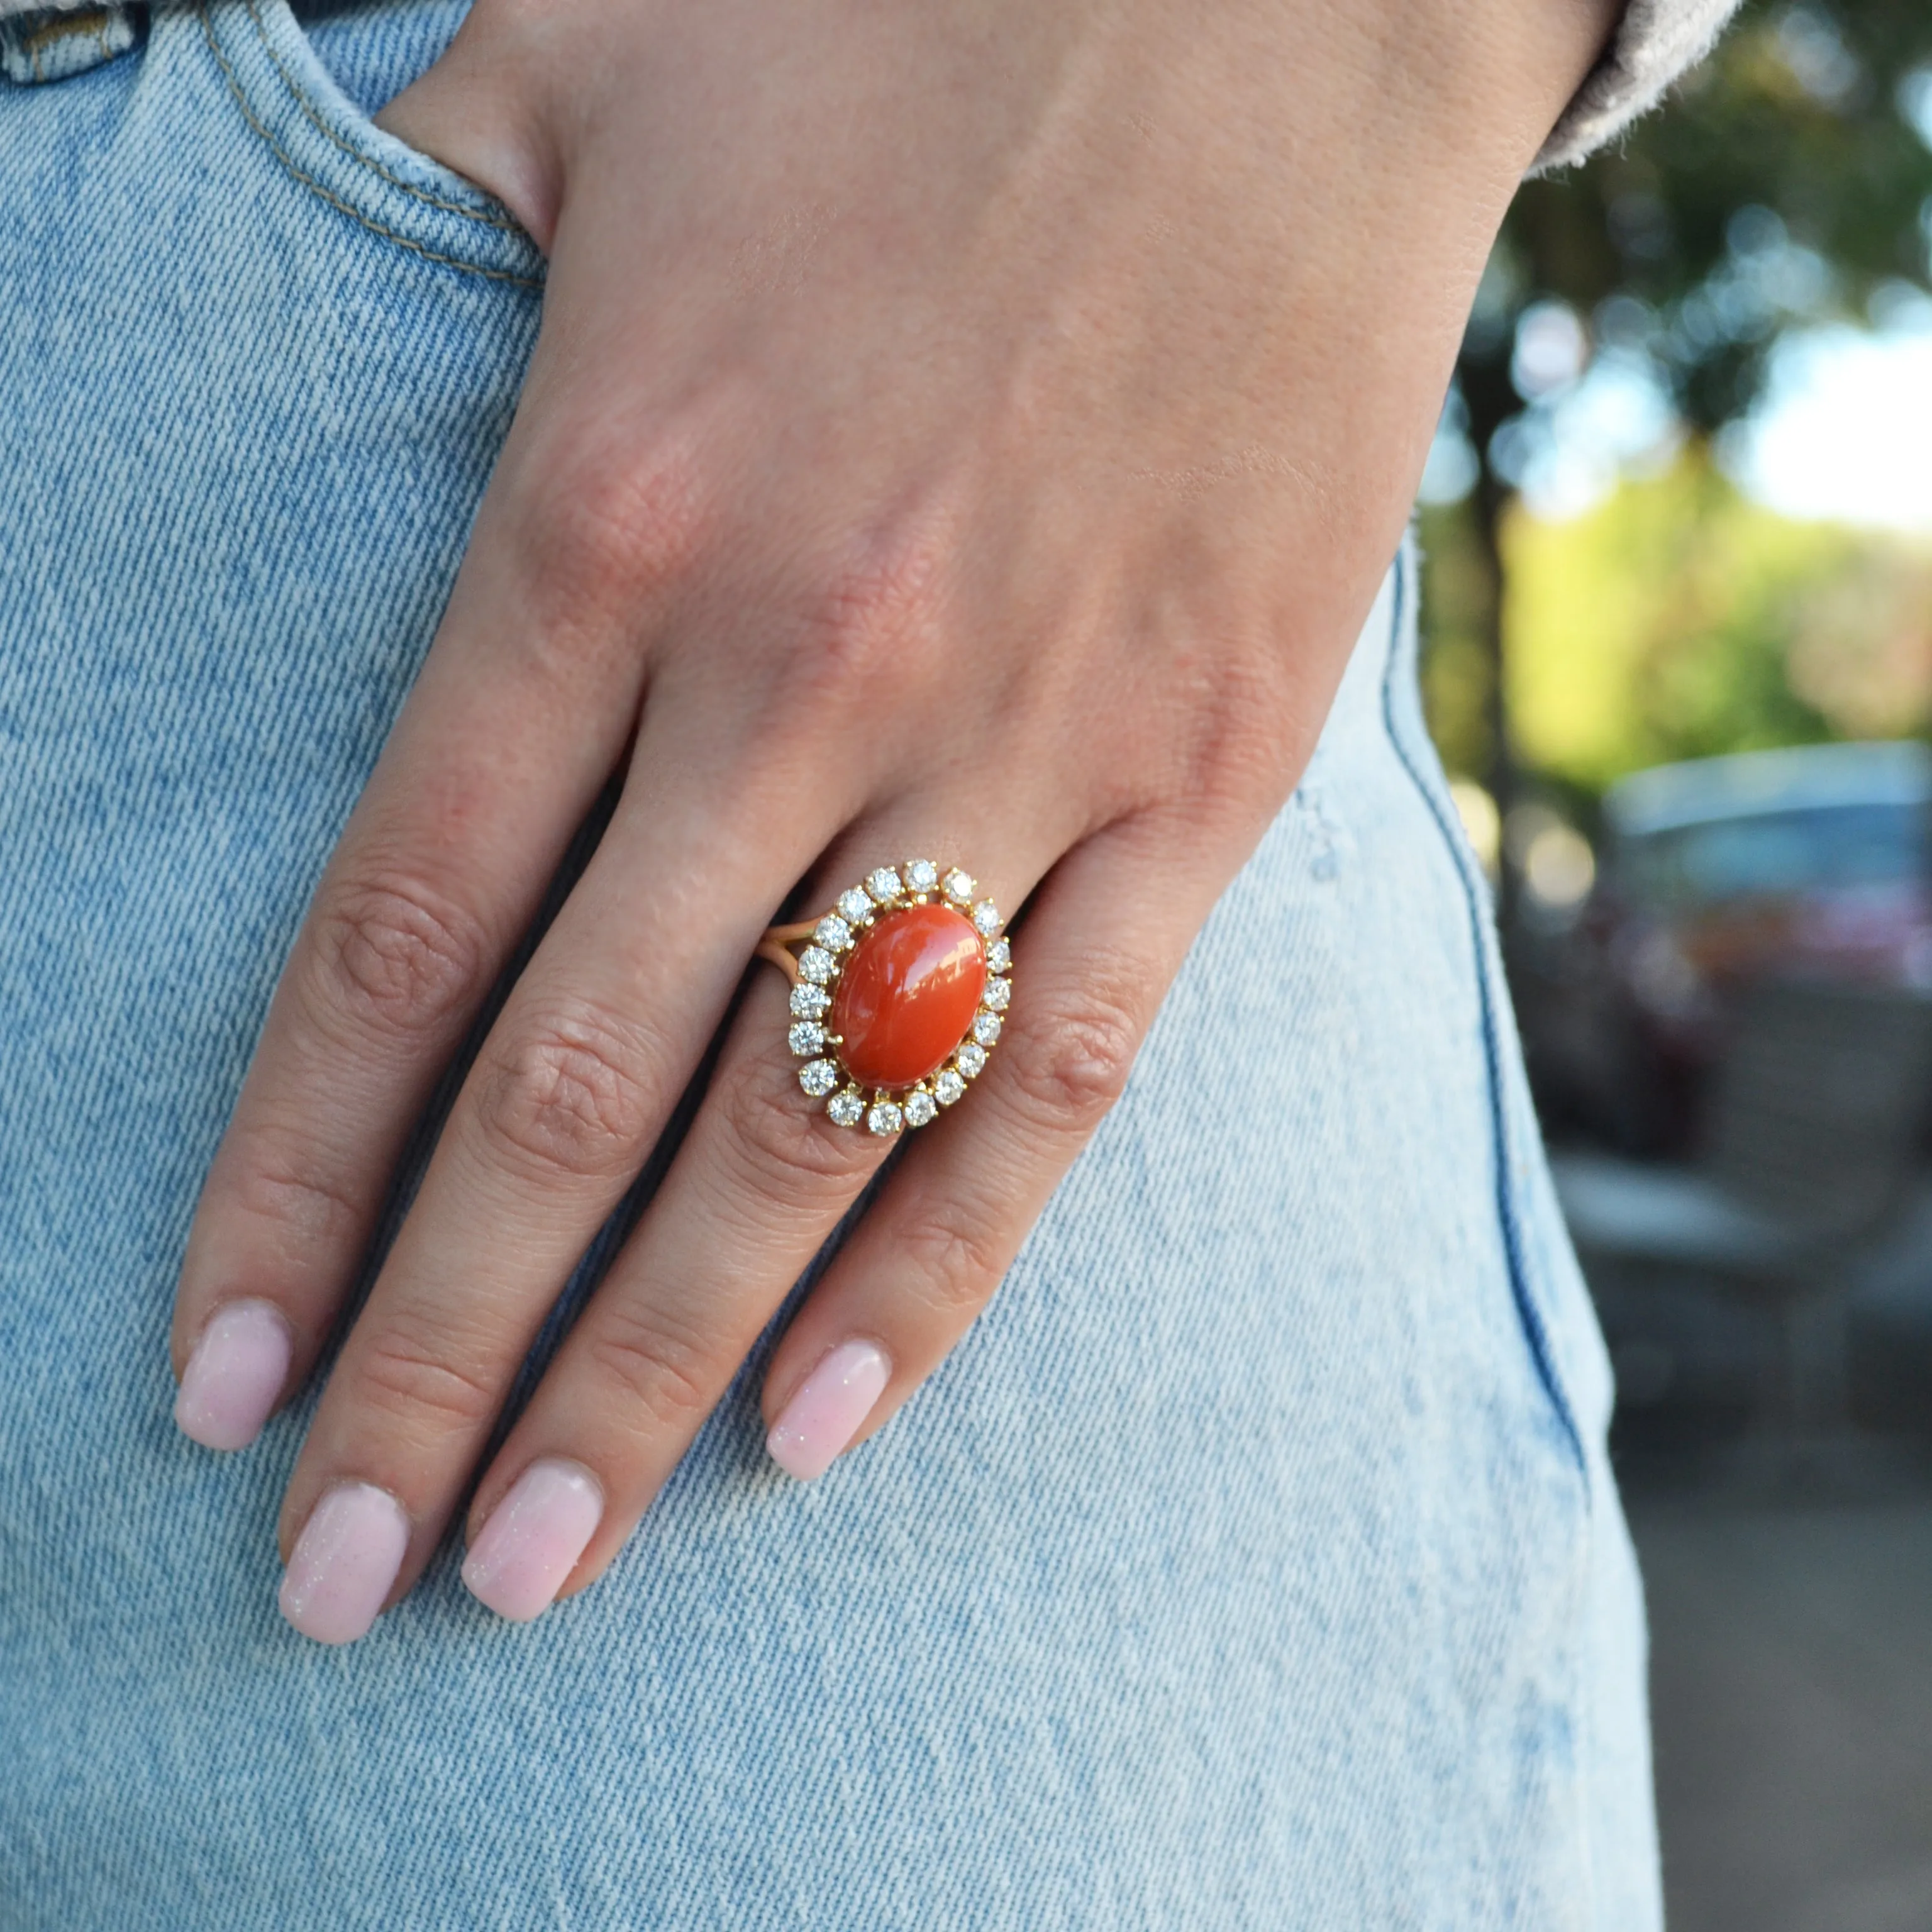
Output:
[387, 0, 1623, 257]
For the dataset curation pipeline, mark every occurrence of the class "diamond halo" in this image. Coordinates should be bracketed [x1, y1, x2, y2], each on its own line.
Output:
[764, 858, 1013, 1131]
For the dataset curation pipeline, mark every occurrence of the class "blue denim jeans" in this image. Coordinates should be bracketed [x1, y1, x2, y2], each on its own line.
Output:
[0, 4, 1660, 1924]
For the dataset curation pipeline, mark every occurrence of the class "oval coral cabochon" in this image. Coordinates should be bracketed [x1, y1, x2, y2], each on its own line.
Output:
[831, 904, 987, 1088]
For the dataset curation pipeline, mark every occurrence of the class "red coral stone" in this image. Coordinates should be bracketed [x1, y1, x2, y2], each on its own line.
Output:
[832, 904, 987, 1089]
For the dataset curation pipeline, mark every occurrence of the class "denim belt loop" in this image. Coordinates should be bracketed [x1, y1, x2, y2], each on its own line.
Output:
[1, 3, 139, 84]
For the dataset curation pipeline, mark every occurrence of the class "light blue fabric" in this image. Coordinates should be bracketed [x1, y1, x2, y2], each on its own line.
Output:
[0, 5, 1660, 1924]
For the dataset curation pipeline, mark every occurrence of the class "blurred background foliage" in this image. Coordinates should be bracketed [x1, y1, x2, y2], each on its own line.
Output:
[1509, 460, 1932, 784]
[1425, 0, 1932, 819]
[1426, 19, 1932, 1924]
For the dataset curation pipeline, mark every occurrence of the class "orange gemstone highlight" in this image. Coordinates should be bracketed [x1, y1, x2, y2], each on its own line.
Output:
[831, 904, 987, 1089]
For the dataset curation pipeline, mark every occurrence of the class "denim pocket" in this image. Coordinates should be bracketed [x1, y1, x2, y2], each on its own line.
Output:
[195, 0, 543, 287]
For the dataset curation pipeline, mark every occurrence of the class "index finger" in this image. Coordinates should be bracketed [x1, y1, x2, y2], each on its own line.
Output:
[167, 500, 654, 1449]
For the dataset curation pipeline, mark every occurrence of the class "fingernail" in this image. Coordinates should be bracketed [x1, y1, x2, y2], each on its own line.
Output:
[460, 1458, 604, 1623]
[174, 1299, 292, 1451]
[765, 1340, 891, 1481]
[277, 1483, 409, 1645]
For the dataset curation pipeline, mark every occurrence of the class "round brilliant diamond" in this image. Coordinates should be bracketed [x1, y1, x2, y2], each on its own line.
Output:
[828, 1091, 865, 1127]
[903, 1089, 938, 1127]
[866, 1101, 904, 1136]
[799, 1059, 838, 1097]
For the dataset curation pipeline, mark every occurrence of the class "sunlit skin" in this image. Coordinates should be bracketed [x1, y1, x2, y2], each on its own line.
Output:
[167, 0, 1624, 1633]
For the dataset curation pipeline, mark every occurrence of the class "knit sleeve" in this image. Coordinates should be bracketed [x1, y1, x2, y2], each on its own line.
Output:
[1535, 0, 1744, 170]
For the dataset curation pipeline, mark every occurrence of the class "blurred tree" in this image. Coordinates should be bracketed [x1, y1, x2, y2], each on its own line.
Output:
[1501, 451, 1932, 788]
[1437, 0, 1932, 814]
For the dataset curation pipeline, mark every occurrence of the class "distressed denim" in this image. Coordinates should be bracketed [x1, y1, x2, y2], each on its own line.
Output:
[0, 4, 1660, 1925]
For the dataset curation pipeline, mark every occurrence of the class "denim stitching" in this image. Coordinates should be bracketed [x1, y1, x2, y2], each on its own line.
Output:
[198, 1, 543, 289]
[1378, 539, 1588, 1477]
[240, 0, 526, 236]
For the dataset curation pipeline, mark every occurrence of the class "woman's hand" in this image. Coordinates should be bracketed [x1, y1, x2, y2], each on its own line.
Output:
[167, 0, 1615, 1641]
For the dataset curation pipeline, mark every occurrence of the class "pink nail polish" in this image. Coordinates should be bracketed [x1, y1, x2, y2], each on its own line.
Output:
[461, 1458, 604, 1623]
[765, 1340, 891, 1481]
[174, 1299, 292, 1451]
[277, 1483, 409, 1645]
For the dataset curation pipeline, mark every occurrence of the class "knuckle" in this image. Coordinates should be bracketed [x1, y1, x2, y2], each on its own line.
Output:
[355, 1318, 501, 1436]
[304, 870, 489, 1045]
[472, 1002, 660, 1185]
[221, 1133, 364, 1252]
[899, 1199, 1009, 1318]
[582, 1301, 718, 1436]
[1170, 640, 1306, 810]
[1004, 979, 1143, 1131]
[516, 425, 711, 638]
[782, 526, 951, 718]
[714, 1060, 879, 1211]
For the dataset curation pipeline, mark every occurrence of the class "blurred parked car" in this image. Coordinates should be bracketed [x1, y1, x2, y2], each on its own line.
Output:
[1511, 741, 1932, 1155]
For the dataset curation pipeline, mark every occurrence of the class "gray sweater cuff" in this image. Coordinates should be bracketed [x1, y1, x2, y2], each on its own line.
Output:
[1535, 0, 1743, 170]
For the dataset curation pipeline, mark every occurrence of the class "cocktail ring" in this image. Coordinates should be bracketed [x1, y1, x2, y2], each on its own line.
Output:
[757, 860, 1012, 1134]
